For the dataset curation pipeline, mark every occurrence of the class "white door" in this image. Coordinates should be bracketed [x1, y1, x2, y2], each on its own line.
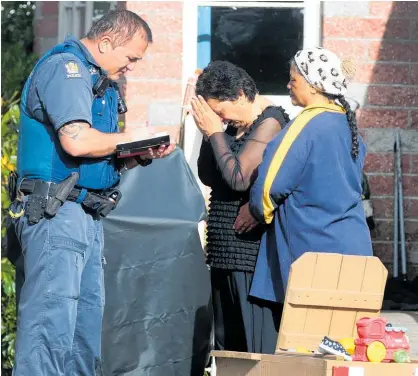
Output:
[181, 0, 322, 183]
[182, 0, 322, 119]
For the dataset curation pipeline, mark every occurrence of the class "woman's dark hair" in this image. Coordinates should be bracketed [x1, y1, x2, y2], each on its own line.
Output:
[87, 10, 152, 46]
[336, 96, 359, 159]
[290, 59, 359, 160]
[196, 61, 258, 102]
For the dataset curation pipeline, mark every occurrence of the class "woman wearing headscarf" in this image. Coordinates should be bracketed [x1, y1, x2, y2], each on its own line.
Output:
[249, 48, 373, 304]
[190, 61, 289, 354]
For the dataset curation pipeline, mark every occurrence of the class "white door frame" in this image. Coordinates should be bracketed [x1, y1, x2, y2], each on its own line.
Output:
[182, 0, 323, 119]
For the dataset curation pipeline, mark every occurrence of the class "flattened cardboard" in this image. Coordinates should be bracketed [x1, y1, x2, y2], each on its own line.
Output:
[213, 351, 418, 376]
[277, 253, 388, 351]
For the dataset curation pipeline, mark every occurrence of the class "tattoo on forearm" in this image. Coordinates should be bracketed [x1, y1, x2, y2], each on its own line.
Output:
[59, 122, 89, 140]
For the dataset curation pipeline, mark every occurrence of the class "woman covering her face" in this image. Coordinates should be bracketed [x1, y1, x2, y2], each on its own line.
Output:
[248, 48, 373, 304]
[190, 61, 289, 354]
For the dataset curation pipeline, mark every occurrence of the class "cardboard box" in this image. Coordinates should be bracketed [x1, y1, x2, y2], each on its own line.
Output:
[212, 253, 417, 376]
[213, 350, 418, 376]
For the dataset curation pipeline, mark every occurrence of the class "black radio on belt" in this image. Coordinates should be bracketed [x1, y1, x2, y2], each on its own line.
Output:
[93, 73, 128, 114]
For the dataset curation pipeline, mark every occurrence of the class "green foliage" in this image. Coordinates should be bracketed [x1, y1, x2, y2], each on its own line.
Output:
[1, 96, 20, 372]
[1, 258, 16, 372]
[1, 93, 20, 238]
[1, 1, 37, 99]
[1, 44, 38, 100]
[1, 1, 37, 372]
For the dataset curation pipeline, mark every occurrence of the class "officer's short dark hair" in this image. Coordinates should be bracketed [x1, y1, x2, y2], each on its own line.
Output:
[87, 10, 152, 46]
[196, 61, 258, 103]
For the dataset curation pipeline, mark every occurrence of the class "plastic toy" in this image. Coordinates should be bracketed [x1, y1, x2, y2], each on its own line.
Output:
[353, 317, 410, 363]
[339, 337, 355, 355]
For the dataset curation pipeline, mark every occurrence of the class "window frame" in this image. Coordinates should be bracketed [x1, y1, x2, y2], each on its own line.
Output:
[182, 0, 323, 118]
[58, 1, 116, 43]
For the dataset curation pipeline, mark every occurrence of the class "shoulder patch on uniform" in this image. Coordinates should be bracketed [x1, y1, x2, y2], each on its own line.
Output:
[65, 60, 82, 78]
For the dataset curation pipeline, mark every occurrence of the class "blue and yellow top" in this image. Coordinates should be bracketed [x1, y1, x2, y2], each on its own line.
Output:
[249, 103, 373, 303]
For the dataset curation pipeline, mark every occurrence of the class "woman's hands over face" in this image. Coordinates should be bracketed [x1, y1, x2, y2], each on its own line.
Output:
[191, 95, 223, 139]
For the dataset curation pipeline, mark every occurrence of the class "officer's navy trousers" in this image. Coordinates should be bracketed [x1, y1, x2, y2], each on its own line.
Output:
[11, 199, 105, 376]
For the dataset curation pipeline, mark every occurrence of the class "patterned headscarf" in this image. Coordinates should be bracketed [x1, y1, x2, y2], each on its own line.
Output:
[293, 47, 356, 96]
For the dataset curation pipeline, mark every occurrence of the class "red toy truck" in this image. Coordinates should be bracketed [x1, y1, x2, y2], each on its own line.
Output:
[353, 317, 410, 363]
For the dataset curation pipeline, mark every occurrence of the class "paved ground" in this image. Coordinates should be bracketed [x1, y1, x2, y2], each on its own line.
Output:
[381, 310, 418, 358]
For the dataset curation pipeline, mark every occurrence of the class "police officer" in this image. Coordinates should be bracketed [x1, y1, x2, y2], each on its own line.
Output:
[10, 10, 175, 375]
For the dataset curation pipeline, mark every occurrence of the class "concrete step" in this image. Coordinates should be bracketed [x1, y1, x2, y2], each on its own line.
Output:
[381, 310, 418, 358]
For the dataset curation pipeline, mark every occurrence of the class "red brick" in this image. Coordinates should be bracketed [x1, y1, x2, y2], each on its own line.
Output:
[124, 81, 182, 103]
[149, 53, 182, 79]
[33, 37, 41, 54]
[367, 86, 417, 107]
[368, 175, 394, 195]
[354, 63, 409, 85]
[412, 20, 418, 40]
[365, 153, 393, 173]
[372, 242, 393, 263]
[403, 175, 418, 196]
[375, 242, 418, 276]
[364, 153, 408, 174]
[395, 154, 418, 174]
[42, 1, 59, 16]
[323, 17, 409, 39]
[135, 12, 183, 36]
[409, 155, 418, 174]
[35, 18, 58, 38]
[412, 111, 418, 129]
[405, 221, 418, 241]
[126, 53, 182, 80]
[127, 1, 182, 14]
[123, 103, 148, 125]
[357, 109, 409, 128]
[148, 33, 182, 54]
[405, 198, 418, 218]
[370, 1, 418, 19]
[371, 220, 393, 241]
[323, 39, 368, 61]
[371, 221, 418, 242]
[407, 264, 418, 279]
[369, 1, 393, 19]
[410, 65, 418, 85]
[371, 197, 394, 218]
[369, 41, 418, 62]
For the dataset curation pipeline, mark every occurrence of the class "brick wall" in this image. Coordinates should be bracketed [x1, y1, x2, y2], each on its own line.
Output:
[323, 1, 418, 278]
[123, 1, 183, 141]
[33, 1, 59, 54]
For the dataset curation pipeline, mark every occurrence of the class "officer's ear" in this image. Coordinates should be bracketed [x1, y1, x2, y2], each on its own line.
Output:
[98, 36, 114, 54]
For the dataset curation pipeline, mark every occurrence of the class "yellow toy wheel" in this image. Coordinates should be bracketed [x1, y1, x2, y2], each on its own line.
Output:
[366, 341, 386, 363]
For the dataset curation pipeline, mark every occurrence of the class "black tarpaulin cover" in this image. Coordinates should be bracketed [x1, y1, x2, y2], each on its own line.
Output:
[99, 149, 212, 376]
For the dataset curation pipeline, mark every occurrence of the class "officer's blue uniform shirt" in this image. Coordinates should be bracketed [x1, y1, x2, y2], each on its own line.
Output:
[248, 104, 373, 303]
[25, 36, 94, 132]
[18, 35, 120, 190]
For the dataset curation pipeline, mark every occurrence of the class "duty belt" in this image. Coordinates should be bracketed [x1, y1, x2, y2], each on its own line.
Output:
[19, 179, 121, 220]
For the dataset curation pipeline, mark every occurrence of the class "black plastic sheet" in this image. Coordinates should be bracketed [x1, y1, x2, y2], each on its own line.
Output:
[99, 148, 212, 376]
